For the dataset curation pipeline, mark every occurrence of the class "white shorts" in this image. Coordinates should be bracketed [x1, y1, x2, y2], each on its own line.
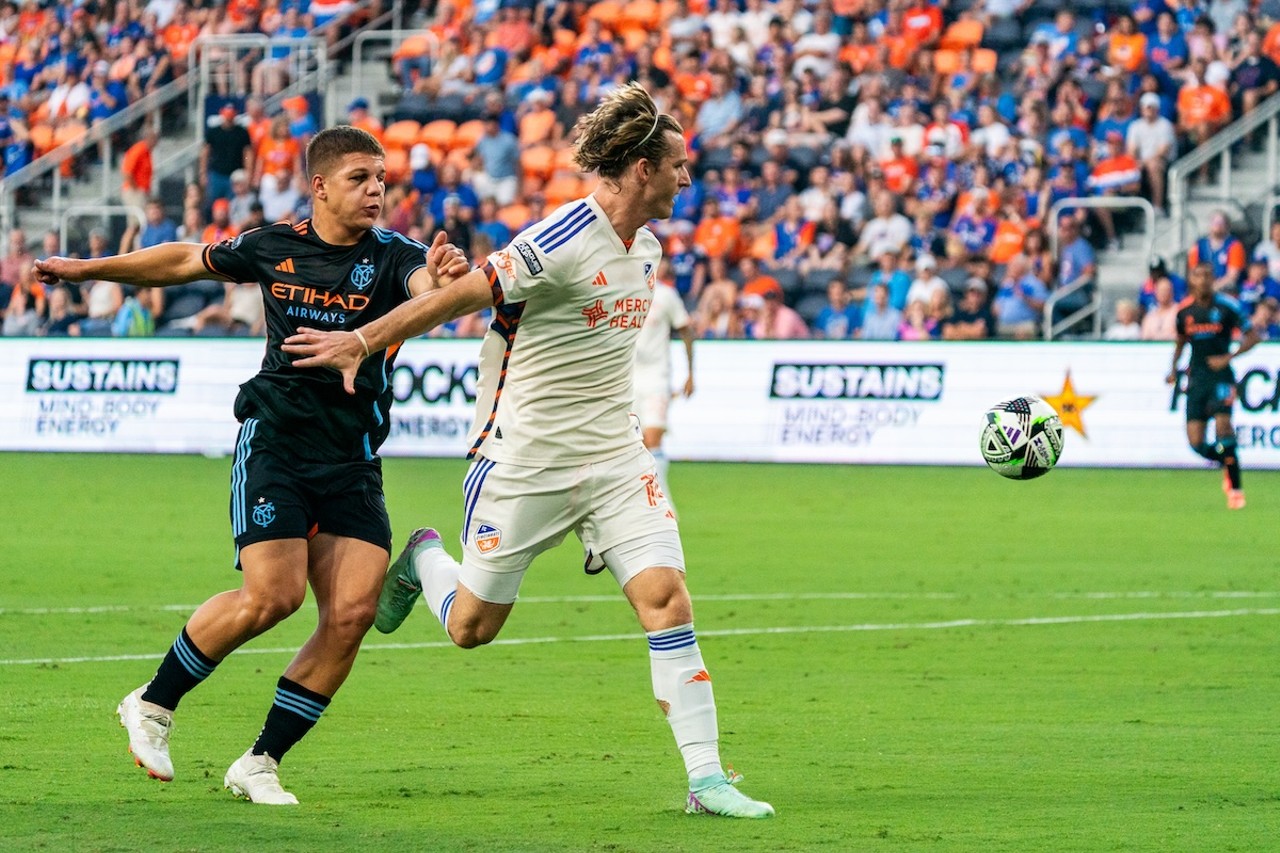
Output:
[458, 445, 683, 604]
[634, 389, 671, 431]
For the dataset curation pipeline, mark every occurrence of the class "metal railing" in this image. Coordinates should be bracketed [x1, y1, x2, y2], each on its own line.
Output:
[58, 204, 146, 255]
[1168, 89, 1280, 256]
[0, 77, 185, 253]
[1045, 196, 1156, 341]
[350, 28, 440, 114]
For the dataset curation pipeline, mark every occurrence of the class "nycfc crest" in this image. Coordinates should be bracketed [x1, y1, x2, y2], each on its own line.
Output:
[350, 259, 375, 290]
[252, 498, 276, 527]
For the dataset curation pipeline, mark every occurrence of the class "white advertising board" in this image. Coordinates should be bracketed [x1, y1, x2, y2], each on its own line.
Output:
[2, 339, 1279, 468]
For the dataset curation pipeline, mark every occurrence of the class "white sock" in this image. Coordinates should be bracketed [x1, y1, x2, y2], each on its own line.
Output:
[652, 449, 675, 513]
[413, 545, 461, 633]
[647, 623, 721, 783]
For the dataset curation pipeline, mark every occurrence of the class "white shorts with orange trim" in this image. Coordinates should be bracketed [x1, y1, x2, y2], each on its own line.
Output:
[457, 445, 682, 604]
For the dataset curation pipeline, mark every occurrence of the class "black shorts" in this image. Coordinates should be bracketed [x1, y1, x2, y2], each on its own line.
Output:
[1185, 375, 1236, 422]
[229, 417, 392, 561]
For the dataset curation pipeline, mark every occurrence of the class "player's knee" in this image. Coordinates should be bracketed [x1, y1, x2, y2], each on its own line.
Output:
[242, 588, 305, 629]
[325, 598, 378, 640]
[447, 619, 498, 649]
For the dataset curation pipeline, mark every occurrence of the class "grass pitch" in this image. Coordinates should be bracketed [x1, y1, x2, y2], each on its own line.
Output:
[1, 453, 1277, 852]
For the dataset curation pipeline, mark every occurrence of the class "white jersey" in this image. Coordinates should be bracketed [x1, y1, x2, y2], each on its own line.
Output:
[471, 194, 663, 467]
[633, 282, 689, 390]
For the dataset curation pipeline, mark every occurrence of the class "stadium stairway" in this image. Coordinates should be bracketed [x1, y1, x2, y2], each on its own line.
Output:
[1092, 142, 1278, 328]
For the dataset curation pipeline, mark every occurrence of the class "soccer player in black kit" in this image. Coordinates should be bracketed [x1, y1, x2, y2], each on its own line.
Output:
[1167, 262, 1259, 510]
[35, 126, 467, 803]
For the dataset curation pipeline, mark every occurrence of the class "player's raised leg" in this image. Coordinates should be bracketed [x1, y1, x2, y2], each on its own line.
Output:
[225, 534, 387, 804]
[613, 543, 773, 818]
[1213, 411, 1244, 508]
[119, 538, 309, 782]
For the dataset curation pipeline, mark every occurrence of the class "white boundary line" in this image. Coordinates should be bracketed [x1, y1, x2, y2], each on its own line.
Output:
[3, 590, 1279, 616]
[2, 607, 1277, 666]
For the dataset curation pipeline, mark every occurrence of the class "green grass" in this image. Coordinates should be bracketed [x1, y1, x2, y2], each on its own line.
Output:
[1, 454, 1277, 852]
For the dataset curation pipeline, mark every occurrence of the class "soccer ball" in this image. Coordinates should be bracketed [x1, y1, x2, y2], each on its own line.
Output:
[979, 395, 1064, 480]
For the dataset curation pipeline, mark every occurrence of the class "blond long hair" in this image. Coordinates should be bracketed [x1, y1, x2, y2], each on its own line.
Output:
[572, 82, 683, 180]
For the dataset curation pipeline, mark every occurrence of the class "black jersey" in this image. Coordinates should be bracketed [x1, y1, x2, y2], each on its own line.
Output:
[203, 220, 427, 462]
[1175, 294, 1250, 382]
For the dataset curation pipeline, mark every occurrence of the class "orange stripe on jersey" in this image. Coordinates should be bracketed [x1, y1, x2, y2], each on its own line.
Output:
[307, 522, 319, 539]
[479, 260, 503, 306]
[467, 303, 524, 459]
[386, 341, 403, 361]
[292, 219, 310, 234]
[202, 244, 233, 279]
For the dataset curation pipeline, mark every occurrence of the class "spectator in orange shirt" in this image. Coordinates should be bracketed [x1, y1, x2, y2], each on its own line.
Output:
[1106, 13, 1148, 74]
[692, 196, 741, 262]
[879, 135, 920, 195]
[1177, 58, 1232, 157]
[345, 98, 383, 145]
[200, 199, 240, 244]
[120, 127, 159, 211]
[253, 114, 303, 188]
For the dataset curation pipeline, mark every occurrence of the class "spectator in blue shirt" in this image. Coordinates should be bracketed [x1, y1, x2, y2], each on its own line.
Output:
[1239, 259, 1280, 313]
[138, 201, 178, 249]
[1138, 256, 1188, 311]
[471, 115, 520, 206]
[812, 279, 862, 339]
[869, 249, 912, 311]
[993, 255, 1050, 338]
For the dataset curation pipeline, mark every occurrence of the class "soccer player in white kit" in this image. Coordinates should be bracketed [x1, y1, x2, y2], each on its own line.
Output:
[283, 83, 773, 818]
[633, 272, 695, 511]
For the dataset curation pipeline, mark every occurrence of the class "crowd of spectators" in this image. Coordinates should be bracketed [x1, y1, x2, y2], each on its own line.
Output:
[6, 0, 1280, 342]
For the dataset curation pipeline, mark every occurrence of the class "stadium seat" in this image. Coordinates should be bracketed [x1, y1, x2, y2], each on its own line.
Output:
[939, 20, 984, 51]
[586, 0, 622, 27]
[452, 119, 486, 152]
[384, 147, 409, 185]
[418, 119, 456, 153]
[795, 293, 829, 325]
[553, 146, 579, 175]
[520, 144, 556, 182]
[497, 203, 531, 231]
[971, 48, 998, 75]
[772, 267, 802, 296]
[382, 120, 421, 152]
[543, 174, 582, 206]
[619, 0, 660, 29]
[802, 268, 840, 294]
[934, 49, 962, 76]
[983, 18, 1023, 53]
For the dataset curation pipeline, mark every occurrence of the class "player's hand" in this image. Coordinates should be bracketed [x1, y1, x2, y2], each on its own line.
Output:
[1206, 354, 1231, 371]
[282, 327, 365, 394]
[1165, 369, 1179, 385]
[426, 231, 471, 289]
[681, 376, 694, 398]
[33, 257, 86, 285]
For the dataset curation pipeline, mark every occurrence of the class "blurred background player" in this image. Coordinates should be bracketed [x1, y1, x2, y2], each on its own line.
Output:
[36, 127, 466, 804]
[633, 266, 695, 513]
[282, 83, 773, 819]
[1167, 263, 1258, 509]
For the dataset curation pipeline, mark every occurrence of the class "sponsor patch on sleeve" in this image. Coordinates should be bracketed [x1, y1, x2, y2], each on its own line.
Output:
[514, 241, 543, 276]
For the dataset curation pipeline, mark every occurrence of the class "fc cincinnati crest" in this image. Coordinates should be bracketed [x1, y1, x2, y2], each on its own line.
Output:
[474, 523, 501, 554]
[252, 498, 276, 527]
[643, 262, 655, 291]
[350, 259, 375, 290]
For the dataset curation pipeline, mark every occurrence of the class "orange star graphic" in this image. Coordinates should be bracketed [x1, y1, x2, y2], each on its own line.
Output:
[1042, 371, 1097, 438]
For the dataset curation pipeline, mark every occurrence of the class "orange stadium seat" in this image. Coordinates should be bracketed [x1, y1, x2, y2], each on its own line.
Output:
[933, 49, 961, 76]
[444, 147, 473, 171]
[553, 146, 579, 175]
[451, 119, 485, 152]
[620, 27, 648, 54]
[586, 0, 622, 28]
[382, 120, 421, 151]
[543, 174, 582, 206]
[939, 20, 983, 51]
[418, 119, 456, 152]
[520, 144, 556, 182]
[497, 203, 531, 231]
[620, 0, 660, 29]
[383, 147, 409, 185]
[392, 34, 433, 61]
[972, 48, 998, 74]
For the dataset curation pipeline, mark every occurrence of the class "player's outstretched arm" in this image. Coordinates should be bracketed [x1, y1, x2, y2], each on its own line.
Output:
[34, 242, 223, 288]
[283, 267, 494, 394]
[414, 231, 472, 295]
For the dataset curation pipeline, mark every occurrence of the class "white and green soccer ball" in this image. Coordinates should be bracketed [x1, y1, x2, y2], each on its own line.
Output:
[979, 395, 1064, 480]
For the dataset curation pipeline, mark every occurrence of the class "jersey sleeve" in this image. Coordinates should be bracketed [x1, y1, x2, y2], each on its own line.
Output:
[387, 236, 429, 297]
[485, 233, 572, 304]
[202, 227, 263, 282]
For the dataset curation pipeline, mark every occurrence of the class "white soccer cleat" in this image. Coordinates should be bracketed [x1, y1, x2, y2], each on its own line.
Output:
[224, 750, 300, 805]
[686, 769, 774, 818]
[117, 686, 174, 782]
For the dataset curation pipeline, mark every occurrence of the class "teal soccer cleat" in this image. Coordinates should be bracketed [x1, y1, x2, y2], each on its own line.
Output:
[686, 769, 775, 818]
[374, 528, 441, 633]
